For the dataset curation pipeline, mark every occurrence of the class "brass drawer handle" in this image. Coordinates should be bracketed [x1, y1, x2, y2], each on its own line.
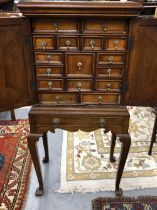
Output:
[55, 95, 61, 104]
[99, 118, 106, 128]
[103, 24, 107, 32]
[106, 83, 111, 91]
[41, 41, 47, 50]
[114, 40, 119, 50]
[65, 40, 71, 50]
[47, 55, 51, 62]
[48, 81, 53, 89]
[52, 118, 60, 128]
[90, 40, 96, 50]
[77, 82, 82, 91]
[108, 56, 113, 64]
[98, 96, 103, 104]
[53, 22, 59, 32]
[47, 68, 52, 76]
[77, 62, 83, 71]
[107, 69, 112, 77]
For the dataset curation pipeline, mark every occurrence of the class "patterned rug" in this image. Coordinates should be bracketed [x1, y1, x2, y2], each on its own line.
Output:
[92, 196, 157, 210]
[59, 107, 157, 193]
[0, 120, 31, 210]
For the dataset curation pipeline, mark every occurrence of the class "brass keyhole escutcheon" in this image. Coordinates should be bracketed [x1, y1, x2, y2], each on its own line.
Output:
[52, 118, 60, 128]
[114, 40, 119, 50]
[98, 96, 103, 104]
[77, 62, 83, 71]
[41, 41, 47, 50]
[53, 22, 59, 32]
[47, 68, 52, 76]
[107, 69, 112, 77]
[65, 40, 71, 50]
[99, 118, 106, 128]
[48, 81, 53, 89]
[55, 95, 61, 104]
[77, 82, 82, 91]
[90, 40, 96, 50]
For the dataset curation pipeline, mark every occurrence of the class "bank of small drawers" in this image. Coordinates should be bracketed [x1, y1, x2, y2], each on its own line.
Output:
[32, 17, 129, 105]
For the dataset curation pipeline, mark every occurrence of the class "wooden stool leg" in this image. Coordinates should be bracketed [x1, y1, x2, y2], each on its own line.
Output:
[42, 132, 49, 163]
[148, 115, 157, 155]
[110, 133, 116, 162]
[115, 134, 131, 196]
[10, 109, 16, 120]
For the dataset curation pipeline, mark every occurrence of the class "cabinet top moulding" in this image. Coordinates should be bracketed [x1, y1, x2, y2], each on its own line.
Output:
[17, 0, 143, 17]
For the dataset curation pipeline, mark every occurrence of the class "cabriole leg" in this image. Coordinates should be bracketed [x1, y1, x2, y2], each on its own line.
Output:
[42, 132, 49, 163]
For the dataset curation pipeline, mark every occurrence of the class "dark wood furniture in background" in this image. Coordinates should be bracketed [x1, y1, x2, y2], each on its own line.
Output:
[0, 0, 157, 197]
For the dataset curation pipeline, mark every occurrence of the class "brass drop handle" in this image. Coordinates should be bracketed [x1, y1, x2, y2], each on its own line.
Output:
[98, 96, 103, 104]
[106, 83, 111, 91]
[90, 40, 96, 50]
[114, 40, 119, 50]
[47, 68, 52, 76]
[99, 118, 106, 128]
[47, 55, 51, 62]
[41, 41, 47, 50]
[65, 40, 71, 50]
[48, 81, 53, 89]
[103, 24, 107, 32]
[108, 56, 113, 64]
[52, 118, 60, 128]
[55, 95, 61, 104]
[107, 69, 112, 77]
[53, 22, 59, 32]
[77, 62, 83, 71]
[77, 82, 82, 91]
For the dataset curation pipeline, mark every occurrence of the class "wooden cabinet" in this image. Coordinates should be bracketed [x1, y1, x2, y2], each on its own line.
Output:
[0, 14, 35, 111]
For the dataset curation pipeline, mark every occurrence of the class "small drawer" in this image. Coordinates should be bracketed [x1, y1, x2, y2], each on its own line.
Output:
[105, 38, 127, 51]
[36, 66, 63, 77]
[67, 79, 93, 92]
[66, 53, 94, 77]
[37, 79, 63, 90]
[38, 93, 78, 104]
[97, 53, 125, 65]
[32, 17, 78, 33]
[35, 52, 63, 64]
[33, 36, 55, 50]
[96, 80, 122, 92]
[57, 36, 79, 50]
[82, 36, 103, 51]
[96, 67, 124, 78]
[83, 18, 128, 34]
[81, 93, 120, 104]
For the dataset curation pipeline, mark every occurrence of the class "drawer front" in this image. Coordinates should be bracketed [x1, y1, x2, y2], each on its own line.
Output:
[83, 18, 128, 34]
[96, 67, 124, 78]
[66, 53, 94, 77]
[35, 52, 63, 64]
[81, 93, 120, 104]
[38, 93, 78, 104]
[82, 36, 103, 51]
[105, 38, 127, 51]
[97, 53, 125, 65]
[57, 36, 79, 50]
[33, 36, 55, 50]
[37, 79, 63, 90]
[36, 66, 63, 77]
[96, 80, 122, 92]
[67, 79, 93, 92]
[32, 17, 78, 33]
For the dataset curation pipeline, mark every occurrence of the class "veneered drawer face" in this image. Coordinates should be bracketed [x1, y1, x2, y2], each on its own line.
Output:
[32, 17, 78, 33]
[96, 67, 124, 78]
[38, 93, 77, 104]
[33, 36, 55, 50]
[67, 79, 93, 92]
[82, 36, 103, 51]
[57, 36, 79, 50]
[36, 66, 63, 77]
[66, 53, 94, 77]
[83, 18, 128, 34]
[97, 53, 125, 65]
[105, 38, 127, 51]
[37, 79, 63, 90]
[81, 93, 120, 104]
[96, 80, 122, 92]
[35, 53, 63, 64]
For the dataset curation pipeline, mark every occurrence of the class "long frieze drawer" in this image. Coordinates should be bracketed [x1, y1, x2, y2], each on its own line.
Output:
[82, 36, 103, 51]
[97, 53, 125, 65]
[36, 66, 63, 77]
[38, 93, 78, 104]
[105, 38, 127, 51]
[57, 36, 79, 50]
[32, 17, 78, 33]
[33, 36, 55, 50]
[95, 80, 122, 92]
[83, 18, 128, 34]
[35, 52, 63, 64]
[66, 53, 94, 77]
[67, 79, 93, 92]
[81, 93, 120, 104]
[96, 67, 124, 78]
[37, 79, 63, 90]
